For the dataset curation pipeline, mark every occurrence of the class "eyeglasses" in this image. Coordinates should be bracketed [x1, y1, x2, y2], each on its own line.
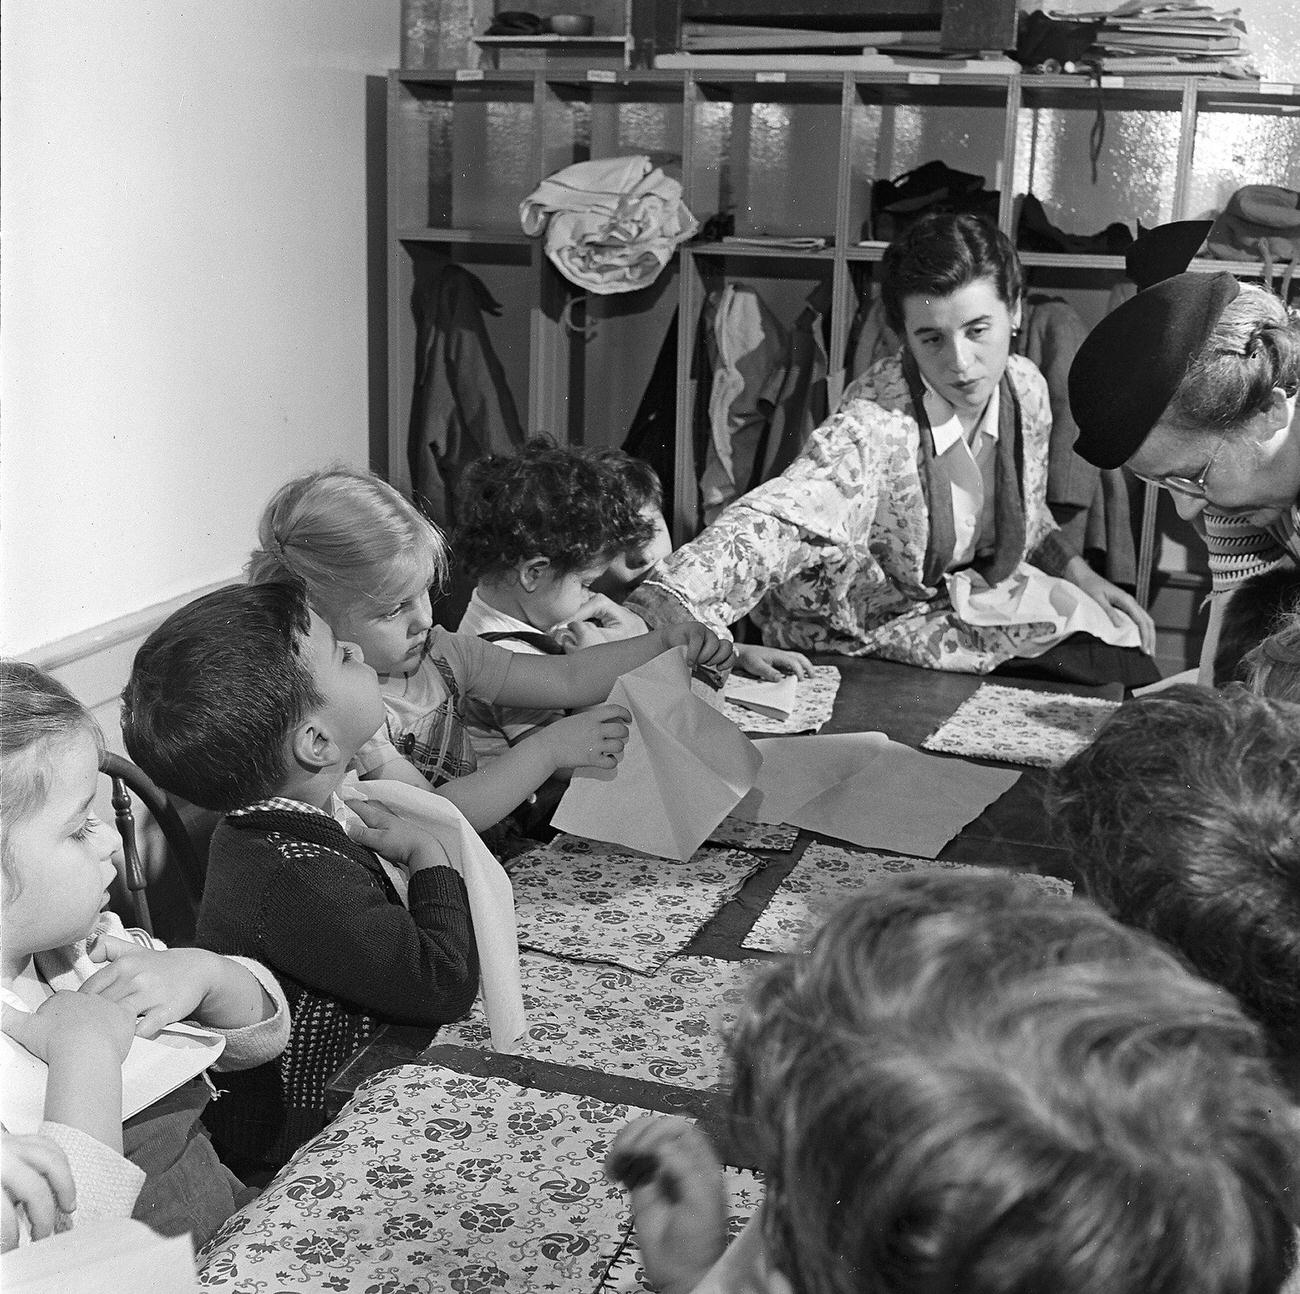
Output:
[1129, 436, 1227, 500]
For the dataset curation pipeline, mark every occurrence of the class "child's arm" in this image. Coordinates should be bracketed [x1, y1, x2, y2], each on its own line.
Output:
[734, 643, 814, 680]
[424, 704, 630, 831]
[79, 935, 279, 1040]
[497, 621, 734, 710]
[2, 994, 135, 1154]
[552, 593, 649, 650]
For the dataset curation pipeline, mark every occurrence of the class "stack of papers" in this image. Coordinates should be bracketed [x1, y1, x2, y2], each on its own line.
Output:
[1050, 0, 1257, 78]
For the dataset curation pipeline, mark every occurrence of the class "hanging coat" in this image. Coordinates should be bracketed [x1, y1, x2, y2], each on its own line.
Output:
[408, 251, 525, 530]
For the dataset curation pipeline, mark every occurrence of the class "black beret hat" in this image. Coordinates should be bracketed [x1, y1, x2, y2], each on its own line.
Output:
[1070, 271, 1241, 470]
[1125, 219, 1213, 291]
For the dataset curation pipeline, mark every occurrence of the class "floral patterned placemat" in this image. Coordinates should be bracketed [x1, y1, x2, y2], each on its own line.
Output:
[920, 683, 1121, 769]
[597, 1167, 764, 1294]
[742, 844, 1074, 954]
[704, 816, 799, 852]
[722, 664, 841, 735]
[511, 837, 764, 975]
[437, 953, 758, 1089]
[198, 1064, 651, 1293]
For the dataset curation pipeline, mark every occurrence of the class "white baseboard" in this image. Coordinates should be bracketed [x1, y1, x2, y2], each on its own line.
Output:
[25, 578, 240, 752]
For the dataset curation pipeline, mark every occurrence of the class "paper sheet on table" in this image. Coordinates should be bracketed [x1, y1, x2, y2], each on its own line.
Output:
[733, 734, 890, 824]
[337, 777, 525, 1054]
[732, 733, 1019, 858]
[723, 672, 798, 720]
[0, 1007, 224, 1136]
[947, 562, 1140, 648]
[552, 646, 762, 861]
[785, 745, 1020, 857]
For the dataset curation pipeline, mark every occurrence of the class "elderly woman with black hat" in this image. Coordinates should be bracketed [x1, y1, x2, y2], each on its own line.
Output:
[629, 213, 1155, 682]
[1070, 273, 1300, 678]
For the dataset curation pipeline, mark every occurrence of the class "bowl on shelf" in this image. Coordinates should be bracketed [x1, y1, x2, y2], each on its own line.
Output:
[547, 13, 595, 36]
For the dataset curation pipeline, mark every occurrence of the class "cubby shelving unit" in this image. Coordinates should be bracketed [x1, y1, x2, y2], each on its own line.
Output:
[388, 66, 1300, 612]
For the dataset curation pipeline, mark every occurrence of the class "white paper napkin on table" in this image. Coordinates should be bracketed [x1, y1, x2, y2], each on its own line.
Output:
[723, 673, 799, 720]
[337, 778, 525, 1053]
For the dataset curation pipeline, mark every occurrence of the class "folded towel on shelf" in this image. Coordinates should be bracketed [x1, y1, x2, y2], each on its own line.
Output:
[520, 154, 699, 294]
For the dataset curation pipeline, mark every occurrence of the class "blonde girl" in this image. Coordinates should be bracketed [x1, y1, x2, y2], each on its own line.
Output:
[247, 467, 732, 832]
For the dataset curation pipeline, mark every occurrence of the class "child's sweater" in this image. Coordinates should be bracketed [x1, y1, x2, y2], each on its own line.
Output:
[195, 799, 479, 1167]
[1, 913, 289, 1247]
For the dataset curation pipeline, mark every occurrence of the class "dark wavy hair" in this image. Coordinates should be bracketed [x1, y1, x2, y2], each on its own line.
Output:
[1050, 683, 1300, 1059]
[122, 581, 323, 812]
[727, 871, 1300, 1294]
[880, 212, 1023, 335]
[453, 438, 655, 581]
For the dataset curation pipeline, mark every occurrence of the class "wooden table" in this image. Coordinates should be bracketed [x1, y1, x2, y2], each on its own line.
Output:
[325, 656, 1119, 1159]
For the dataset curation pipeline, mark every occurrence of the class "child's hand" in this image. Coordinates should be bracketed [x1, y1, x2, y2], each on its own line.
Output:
[1, 1132, 76, 1250]
[734, 643, 814, 681]
[660, 622, 735, 680]
[605, 1116, 728, 1294]
[343, 793, 456, 876]
[2, 992, 135, 1065]
[553, 595, 649, 650]
[538, 704, 631, 772]
[80, 938, 236, 1039]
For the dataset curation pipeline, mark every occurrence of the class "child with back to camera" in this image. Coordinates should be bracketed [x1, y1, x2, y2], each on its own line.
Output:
[246, 467, 733, 834]
[606, 871, 1300, 1294]
[0, 661, 289, 1249]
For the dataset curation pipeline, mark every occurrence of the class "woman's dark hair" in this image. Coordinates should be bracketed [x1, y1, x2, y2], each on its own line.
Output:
[880, 212, 1023, 335]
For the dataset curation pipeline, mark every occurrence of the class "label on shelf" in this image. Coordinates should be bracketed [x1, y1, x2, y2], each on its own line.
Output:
[587, 69, 617, 83]
[755, 71, 786, 82]
[455, 69, 484, 81]
[1259, 82, 1295, 96]
[907, 72, 941, 85]
[1099, 75, 1124, 88]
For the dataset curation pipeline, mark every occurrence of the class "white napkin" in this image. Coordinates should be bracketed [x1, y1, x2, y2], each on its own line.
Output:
[947, 562, 1140, 649]
[337, 778, 525, 1053]
[724, 673, 799, 720]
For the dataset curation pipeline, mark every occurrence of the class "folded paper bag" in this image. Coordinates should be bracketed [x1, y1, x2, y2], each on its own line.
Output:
[552, 647, 762, 862]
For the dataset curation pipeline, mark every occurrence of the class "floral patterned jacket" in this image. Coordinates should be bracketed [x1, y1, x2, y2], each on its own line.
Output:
[630, 352, 1073, 674]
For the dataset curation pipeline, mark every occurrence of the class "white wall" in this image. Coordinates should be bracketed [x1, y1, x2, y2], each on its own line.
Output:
[1, 1, 401, 659]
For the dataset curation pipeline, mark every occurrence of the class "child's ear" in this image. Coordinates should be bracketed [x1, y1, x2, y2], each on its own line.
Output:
[289, 717, 343, 773]
[517, 556, 552, 592]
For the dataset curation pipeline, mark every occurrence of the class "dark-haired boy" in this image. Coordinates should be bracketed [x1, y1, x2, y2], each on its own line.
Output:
[122, 581, 479, 1171]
